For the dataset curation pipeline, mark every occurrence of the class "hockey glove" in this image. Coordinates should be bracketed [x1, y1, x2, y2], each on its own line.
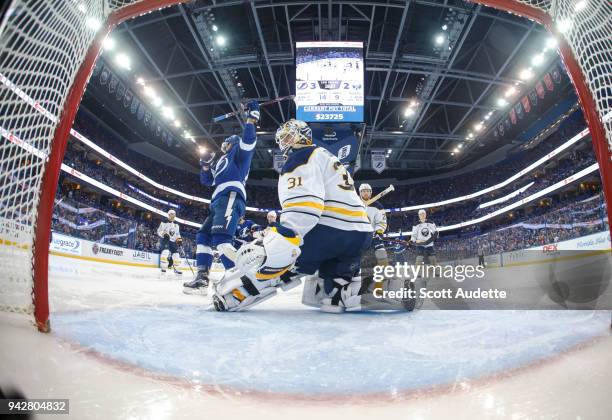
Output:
[199, 151, 216, 170]
[164, 234, 170, 240]
[245, 100, 260, 123]
[176, 237, 183, 245]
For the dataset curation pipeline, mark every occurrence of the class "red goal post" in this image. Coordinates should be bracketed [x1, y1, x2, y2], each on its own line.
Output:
[0, 0, 610, 332]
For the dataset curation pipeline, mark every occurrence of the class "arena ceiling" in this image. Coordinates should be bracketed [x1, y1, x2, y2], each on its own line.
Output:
[81, 0, 556, 178]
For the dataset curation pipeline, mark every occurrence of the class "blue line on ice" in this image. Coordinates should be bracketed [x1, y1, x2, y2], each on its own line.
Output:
[52, 308, 609, 395]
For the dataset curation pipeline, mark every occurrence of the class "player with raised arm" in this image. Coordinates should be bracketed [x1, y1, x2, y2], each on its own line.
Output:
[183, 100, 260, 295]
[212, 119, 373, 313]
[411, 209, 439, 266]
[157, 209, 182, 275]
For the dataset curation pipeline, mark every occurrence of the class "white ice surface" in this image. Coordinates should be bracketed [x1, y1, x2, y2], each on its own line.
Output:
[1, 255, 612, 419]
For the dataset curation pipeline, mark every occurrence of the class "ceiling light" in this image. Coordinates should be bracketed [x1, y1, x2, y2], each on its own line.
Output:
[410, 100, 418, 107]
[442, 24, 448, 31]
[103, 37, 116, 51]
[216, 35, 226, 46]
[143, 86, 155, 97]
[545, 37, 558, 49]
[435, 34, 445, 46]
[151, 96, 162, 107]
[484, 115, 490, 120]
[458, 144, 463, 149]
[198, 146, 207, 155]
[557, 18, 573, 33]
[115, 52, 131, 70]
[387, 149, 392, 154]
[136, 77, 145, 85]
[519, 68, 533, 80]
[454, 148, 459, 153]
[451, 152, 455, 156]
[161, 106, 174, 119]
[86, 17, 101, 31]
[574, 0, 587, 12]
[531, 53, 544, 66]
[505, 86, 517, 97]
[497, 98, 508, 107]
[77, 3, 87, 13]
[173, 120, 181, 128]
[474, 123, 483, 131]
[212, 24, 218, 32]
[404, 107, 415, 117]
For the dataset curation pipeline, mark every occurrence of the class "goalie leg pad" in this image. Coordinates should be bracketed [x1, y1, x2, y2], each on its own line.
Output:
[213, 274, 280, 312]
[320, 276, 362, 313]
[301, 275, 325, 308]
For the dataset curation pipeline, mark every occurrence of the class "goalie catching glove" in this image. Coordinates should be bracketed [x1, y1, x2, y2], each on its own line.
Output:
[212, 225, 302, 311]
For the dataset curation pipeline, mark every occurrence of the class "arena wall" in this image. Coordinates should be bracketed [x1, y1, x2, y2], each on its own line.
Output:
[49, 232, 197, 271]
[48, 230, 610, 272]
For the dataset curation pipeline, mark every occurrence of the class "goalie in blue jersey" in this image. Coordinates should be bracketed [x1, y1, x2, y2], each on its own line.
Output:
[183, 100, 260, 295]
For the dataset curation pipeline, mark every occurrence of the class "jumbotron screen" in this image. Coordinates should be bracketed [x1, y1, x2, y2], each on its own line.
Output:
[295, 41, 364, 123]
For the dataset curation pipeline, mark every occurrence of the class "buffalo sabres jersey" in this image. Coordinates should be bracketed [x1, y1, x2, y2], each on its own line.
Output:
[410, 221, 438, 248]
[365, 202, 387, 234]
[157, 221, 181, 242]
[200, 123, 257, 202]
[278, 146, 372, 240]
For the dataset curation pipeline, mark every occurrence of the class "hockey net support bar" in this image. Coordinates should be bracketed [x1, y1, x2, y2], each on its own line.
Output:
[0, 0, 611, 332]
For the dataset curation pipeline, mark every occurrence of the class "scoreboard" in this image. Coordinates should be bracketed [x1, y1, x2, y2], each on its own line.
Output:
[295, 41, 364, 123]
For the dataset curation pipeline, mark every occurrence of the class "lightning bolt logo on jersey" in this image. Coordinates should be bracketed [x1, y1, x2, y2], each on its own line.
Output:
[200, 125, 257, 202]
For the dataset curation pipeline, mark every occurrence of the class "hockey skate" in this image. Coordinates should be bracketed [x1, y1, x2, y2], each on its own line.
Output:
[183, 270, 209, 295]
[172, 266, 182, 276]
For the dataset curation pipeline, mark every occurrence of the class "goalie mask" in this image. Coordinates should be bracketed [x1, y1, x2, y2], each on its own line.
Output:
[275, 119, 312, 153]
[235, 226, 301, 280]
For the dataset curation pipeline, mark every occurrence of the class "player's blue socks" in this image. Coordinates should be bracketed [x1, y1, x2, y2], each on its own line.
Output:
[196, 232, 213, 271]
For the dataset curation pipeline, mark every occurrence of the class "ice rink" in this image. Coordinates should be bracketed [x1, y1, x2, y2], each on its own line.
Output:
[1, 254, 612, 419]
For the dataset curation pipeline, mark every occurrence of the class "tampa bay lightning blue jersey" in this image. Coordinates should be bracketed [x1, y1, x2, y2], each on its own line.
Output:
[200, 123, 257, 202]
[236, 219, 258, 241]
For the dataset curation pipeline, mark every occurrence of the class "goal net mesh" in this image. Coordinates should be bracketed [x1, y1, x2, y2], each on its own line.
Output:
[0, 0, 610, 326]
[0, 0, 139, 319]
[508, 0, 612, 149]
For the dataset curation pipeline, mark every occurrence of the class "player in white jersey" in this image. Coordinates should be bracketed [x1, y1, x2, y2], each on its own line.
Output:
[157, 209, 182, 275]
[212, 119, 373, 313]
[358, 183, 389, 266]
[411, 209, 438, 266]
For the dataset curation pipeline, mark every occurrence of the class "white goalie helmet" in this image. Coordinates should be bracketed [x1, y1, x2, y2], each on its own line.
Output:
[275, 119, 312, 153]
[235, 226, 301, 279]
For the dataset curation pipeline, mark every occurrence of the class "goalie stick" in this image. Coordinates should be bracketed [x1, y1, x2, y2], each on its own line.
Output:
[365, 184, 395, 206]
[212, 95, 295, 123]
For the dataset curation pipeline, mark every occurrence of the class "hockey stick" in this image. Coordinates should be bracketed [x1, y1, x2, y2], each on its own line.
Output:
[179, 245, 195, 276]
[365, 185, 395, 206]
[212, 95, 295, 123]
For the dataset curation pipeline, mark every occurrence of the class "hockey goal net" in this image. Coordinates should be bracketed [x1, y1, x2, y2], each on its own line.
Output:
[0, 0, 610, 331]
